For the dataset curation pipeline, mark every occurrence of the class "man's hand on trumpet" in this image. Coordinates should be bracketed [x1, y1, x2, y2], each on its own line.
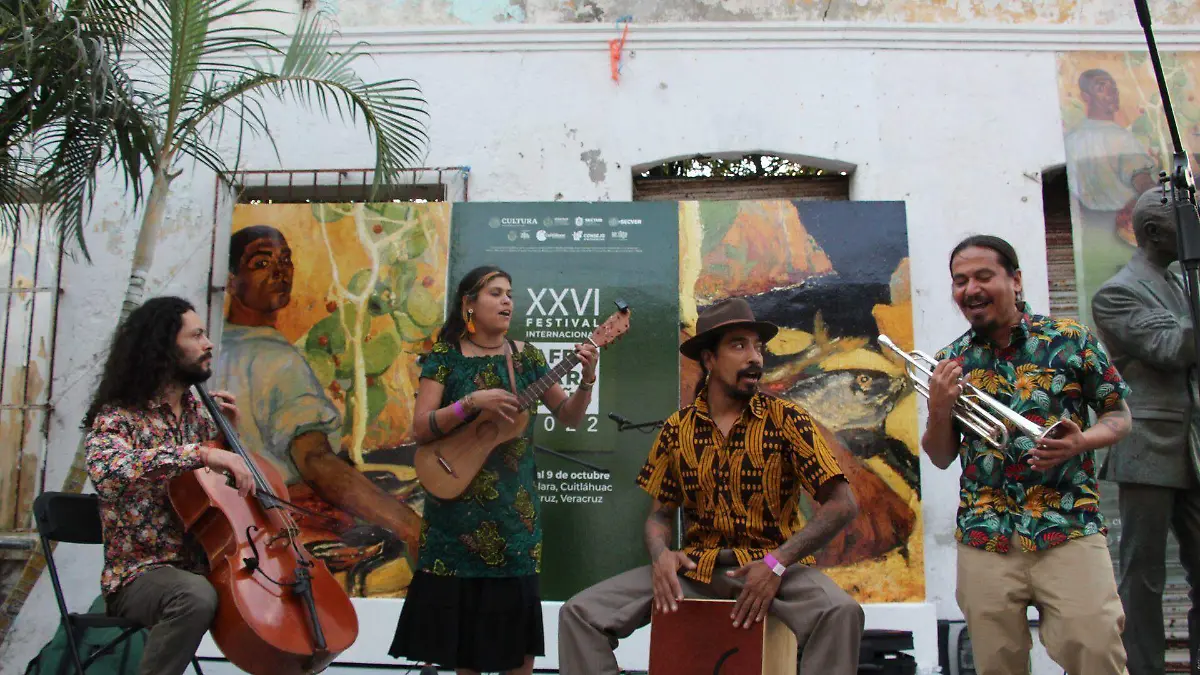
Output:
[1027, 419, 1087, 472]
[928, 359, 964, 414]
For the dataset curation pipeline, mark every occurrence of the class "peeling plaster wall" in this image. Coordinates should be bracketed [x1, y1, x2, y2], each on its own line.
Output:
[0, 15, 1178, 673]
[262, 0, 1200, 27]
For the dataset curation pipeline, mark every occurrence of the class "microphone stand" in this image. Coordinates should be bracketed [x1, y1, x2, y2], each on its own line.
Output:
[1134, 0, 1200, 365]
[1135, 4, 1200, 669]
[532, 444, 608, 473]
[608, 412, 666, 433]
[608, 412, 680, 546]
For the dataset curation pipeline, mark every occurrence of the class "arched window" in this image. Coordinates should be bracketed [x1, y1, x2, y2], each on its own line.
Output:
[632, 152, 853, 202]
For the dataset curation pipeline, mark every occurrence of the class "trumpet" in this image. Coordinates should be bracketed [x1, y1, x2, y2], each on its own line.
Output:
[877, 334, 1066, 450]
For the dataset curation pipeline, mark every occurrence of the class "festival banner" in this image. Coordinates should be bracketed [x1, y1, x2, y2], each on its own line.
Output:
[217, 202, 451, 599]
[679, 199, 924, 603]
[448, 202, 682, 600]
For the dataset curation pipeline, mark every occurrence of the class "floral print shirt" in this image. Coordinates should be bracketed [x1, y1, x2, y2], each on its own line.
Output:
[417, 340, 550, 578]
[85, 392, 217, 595]
[637, 392, 846, 584]
[935, 307, 1130, 554]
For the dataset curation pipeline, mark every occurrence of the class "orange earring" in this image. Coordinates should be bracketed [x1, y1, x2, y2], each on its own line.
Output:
[465, 309, 476, 334]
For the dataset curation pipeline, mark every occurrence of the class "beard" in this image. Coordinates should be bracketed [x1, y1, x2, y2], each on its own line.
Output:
[720, 366, 762, 401]
[176, 356, 213, 385]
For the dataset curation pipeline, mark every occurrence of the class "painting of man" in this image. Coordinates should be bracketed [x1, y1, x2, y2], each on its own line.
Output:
[1064, 67, 1159, 321]
[216, 224, 422, 594]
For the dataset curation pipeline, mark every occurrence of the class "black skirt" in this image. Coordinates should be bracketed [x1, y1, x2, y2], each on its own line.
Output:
[389, 571, 544, 672]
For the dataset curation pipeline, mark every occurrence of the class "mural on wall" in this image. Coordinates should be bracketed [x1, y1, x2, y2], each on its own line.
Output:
[1057, 51, 1200, 326]
[678, 199, 923, 603]
[217, 202, 451, 599]
[316, 0, 1199, 28]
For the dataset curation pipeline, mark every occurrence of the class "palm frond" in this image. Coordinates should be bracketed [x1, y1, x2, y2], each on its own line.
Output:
[0, 0, 156, 256]
[171, 9, 427, 195]
[136, 0, 283, 143]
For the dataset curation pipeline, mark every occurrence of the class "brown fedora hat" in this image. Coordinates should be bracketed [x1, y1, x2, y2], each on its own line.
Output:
[680, 297, 779, 361]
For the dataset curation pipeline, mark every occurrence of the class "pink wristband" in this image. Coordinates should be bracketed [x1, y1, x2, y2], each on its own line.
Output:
[451, 400, 467, 421]
[763, 553, 786, 576]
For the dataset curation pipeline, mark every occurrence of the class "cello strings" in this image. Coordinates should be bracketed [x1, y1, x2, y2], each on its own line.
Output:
[196, 385, 312, 563]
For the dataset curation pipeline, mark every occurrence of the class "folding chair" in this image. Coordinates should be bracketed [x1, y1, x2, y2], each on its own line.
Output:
[33, 491, 204, 675]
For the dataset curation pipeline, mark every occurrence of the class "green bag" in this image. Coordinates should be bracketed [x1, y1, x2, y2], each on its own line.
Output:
[23, 595, 145, 675]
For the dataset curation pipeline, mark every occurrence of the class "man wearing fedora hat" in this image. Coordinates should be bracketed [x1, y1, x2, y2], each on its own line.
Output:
[558, 297, 864, 675]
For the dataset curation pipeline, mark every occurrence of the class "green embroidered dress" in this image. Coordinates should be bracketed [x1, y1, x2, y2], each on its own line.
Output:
[417, 340, 549, 578]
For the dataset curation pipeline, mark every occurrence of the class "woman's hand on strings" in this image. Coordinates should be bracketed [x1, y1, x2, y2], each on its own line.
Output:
[469, 389, 519, 423]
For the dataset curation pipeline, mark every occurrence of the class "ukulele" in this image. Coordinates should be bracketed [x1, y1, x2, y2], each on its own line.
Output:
[414, 300, 631, 500]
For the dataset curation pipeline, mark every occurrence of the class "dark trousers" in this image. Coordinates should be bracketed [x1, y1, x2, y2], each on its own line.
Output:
[1117, 483, 1200, 675]
[106, 567, 217, 675]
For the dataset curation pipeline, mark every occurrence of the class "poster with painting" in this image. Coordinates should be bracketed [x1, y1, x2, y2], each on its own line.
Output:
[1056, 51, 1200, 325]
[678, 199, 923, 603]
[216, 201, 451, 599]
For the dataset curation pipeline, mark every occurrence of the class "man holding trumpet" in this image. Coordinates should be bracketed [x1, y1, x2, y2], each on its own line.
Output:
[920, 234, 1133, 675]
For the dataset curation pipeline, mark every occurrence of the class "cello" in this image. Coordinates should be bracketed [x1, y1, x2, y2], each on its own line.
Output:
[169, 384, 359, 675]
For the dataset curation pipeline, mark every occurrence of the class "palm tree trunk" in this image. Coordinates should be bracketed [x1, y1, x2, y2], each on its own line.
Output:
[121, 168, 172, 320]
[0, 166, 174, 647]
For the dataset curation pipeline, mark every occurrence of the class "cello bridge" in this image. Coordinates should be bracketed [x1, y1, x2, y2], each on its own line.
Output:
[266, 527, 300, 548]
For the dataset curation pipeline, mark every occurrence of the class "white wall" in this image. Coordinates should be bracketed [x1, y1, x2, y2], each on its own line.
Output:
[4, 17, 1196, 674]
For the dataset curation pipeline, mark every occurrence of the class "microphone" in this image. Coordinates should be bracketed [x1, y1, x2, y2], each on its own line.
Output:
[608, 412, 632, 426]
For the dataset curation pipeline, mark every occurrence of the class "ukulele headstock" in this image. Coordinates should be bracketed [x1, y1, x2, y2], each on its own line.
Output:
[590, 299, 632, 349]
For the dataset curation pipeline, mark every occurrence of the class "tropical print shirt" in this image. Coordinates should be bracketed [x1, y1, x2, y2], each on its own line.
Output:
[637, 392, 846, 584]
[417, 340, 550, 578]
[84, 393, 217, 595]
[935, 306, 1130, 554]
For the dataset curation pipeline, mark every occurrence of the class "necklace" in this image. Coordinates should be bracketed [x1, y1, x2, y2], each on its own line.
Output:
[466, 335, 505, 350]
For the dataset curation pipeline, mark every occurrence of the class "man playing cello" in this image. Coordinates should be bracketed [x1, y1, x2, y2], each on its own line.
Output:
[84, 297, 255, 675]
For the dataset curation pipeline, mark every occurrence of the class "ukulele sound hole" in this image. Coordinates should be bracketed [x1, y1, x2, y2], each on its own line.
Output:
[476, 420, 499, 443]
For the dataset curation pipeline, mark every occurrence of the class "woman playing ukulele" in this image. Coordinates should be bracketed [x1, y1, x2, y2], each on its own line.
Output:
[389, 265, 597, 675]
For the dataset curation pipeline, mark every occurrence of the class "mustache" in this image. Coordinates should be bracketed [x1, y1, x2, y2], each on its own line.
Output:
[738, 366, 763, 379]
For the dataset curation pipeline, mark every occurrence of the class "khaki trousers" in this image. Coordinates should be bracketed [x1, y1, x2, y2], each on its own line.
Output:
[558, 562, 864, 675]
[957, 534, 1126, 675]
[106, 567, 218, 675]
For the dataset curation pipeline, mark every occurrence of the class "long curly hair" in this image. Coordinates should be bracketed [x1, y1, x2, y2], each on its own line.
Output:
[435, 265, 512, 347]
[83, 296, 196, 428]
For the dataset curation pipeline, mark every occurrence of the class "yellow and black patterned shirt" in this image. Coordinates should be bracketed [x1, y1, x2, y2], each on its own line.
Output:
[636, 392, 846, 583]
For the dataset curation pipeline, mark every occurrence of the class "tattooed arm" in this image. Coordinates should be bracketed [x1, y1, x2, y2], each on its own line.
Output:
[771, 416, 859, 566]
[1088, 402, 1133, 445]
[725, 419, 859, 629]
[770, 480, 858, 567]
[645, 498, 696, 613]
[644, 499, 675, 562]
[1029, 401, 1131, 472]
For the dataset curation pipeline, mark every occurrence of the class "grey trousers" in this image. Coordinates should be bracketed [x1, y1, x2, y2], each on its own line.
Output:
[106, 566, 218, 675]
[558, 563, 864, 675]
[1117, 483, 1200, 675]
